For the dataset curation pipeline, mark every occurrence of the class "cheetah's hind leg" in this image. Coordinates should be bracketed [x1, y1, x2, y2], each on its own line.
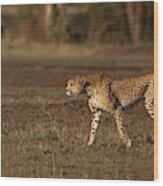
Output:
[144, 84, 154, 119]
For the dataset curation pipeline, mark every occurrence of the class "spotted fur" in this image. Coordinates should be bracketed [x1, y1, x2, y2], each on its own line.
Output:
[65, 72, 154, 148]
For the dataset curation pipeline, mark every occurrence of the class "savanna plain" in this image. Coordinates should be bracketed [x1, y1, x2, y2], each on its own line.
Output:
[2, 43, 154, 180]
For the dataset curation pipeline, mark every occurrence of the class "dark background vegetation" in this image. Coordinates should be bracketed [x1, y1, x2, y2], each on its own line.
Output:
[2, 2, 154, 180]
[2, 2, 153, 44]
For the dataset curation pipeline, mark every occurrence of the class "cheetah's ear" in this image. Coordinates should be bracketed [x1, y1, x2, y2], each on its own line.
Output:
[97, 71, 105, 78]
[98, 71, 104, 75]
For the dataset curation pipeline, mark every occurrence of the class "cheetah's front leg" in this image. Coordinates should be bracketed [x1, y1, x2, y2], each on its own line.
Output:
[112, 109, 132, 148]
[87, 109, 102, 146]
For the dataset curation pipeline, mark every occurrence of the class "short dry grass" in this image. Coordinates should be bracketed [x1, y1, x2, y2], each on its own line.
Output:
[2, 42, 154, 180]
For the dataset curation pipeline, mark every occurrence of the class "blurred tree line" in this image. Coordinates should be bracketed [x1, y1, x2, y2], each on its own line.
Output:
[2, 2, 154, 45]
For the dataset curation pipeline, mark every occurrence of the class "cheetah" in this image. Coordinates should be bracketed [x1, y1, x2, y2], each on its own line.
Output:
[65, 72, 154, 148]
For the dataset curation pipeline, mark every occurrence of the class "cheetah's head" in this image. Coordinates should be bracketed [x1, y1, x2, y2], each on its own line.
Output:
[65, 75, 90, 96]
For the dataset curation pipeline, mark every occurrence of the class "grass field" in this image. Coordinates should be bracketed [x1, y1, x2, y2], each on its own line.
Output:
[2, 43, 154, 180]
